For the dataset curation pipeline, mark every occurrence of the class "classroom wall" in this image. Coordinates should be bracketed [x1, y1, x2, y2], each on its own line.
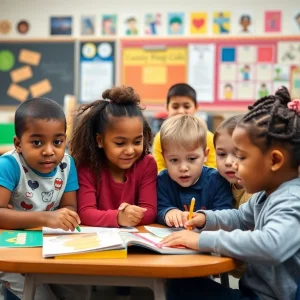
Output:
[0, 0, 298, 38]
[1, 0, 299, 122]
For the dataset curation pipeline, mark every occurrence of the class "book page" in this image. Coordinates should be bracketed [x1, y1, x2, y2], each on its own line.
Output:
[42, 226, 138, 235]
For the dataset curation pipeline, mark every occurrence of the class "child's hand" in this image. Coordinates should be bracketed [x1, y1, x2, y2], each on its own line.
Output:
[181, 211, 200, 227]
[45, 208, 81, 231]
[159, 230, 200, 250]
[165, 209, 185, 228]
[184, 213, 206, 229]
[117, 203, 147, 227]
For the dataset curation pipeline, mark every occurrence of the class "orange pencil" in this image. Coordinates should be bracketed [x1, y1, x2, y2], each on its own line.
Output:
[187, 197, 196, 231]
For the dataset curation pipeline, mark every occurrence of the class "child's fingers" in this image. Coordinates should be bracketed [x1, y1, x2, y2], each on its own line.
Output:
[172, 214, 180, 228]
[68, 210, 81, 225]
[131, 205, 147, 213]
[118, 202, 130, 211]
[165, 216, 173, 227]
[63, 218, 76, 231]
[130, 209, 144, 219]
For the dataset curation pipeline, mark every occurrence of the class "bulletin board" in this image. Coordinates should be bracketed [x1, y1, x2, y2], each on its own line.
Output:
[0, 39, 75, 107]
[121, 37, 300, 111]
[79, 40, 116, 103]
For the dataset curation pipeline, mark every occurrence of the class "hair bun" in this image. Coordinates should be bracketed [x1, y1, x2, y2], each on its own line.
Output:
[102, 86, 140, 105]
[275, 86, 291, 105]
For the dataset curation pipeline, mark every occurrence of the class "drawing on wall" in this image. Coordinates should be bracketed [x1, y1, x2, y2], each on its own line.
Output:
[240, 64, 251, 80]
[213, 12, 231, 34]
[17, 20, 30, 35]
[190, 12, 207, 34]
[102, 15, 117, 35]
[257, 82, 269, 98]
[0, 20, 12, 35]
[264, 11, 281, 33]
[124, 16, 139, 35]
[223, 83, 234, 99]
[236, 11, 255, 34]
[277, 42, 300, 65]
[168, 13, 184, 35]
[144, 13, 162, 35]
[81, 16, 95, 35]
[50, 17, 72, 35]
[293, 12, 300, 33]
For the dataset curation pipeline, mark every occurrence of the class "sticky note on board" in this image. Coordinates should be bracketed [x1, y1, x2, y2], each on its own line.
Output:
[29, 79, 52, 97]
[10, 66, 33, 83]
[7, 83, 29, 102]
[19, 49, 41, 66]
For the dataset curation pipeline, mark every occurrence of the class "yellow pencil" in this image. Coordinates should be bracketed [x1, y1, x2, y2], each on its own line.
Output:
[187, 197, 196, 231]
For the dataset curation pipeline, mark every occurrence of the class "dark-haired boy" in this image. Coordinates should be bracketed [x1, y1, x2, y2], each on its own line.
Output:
[153, 83, 216, 173]
[0, 97, 90, 299]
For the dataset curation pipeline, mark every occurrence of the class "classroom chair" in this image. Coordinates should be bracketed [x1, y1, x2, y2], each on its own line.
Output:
[4, 288, 19, 300]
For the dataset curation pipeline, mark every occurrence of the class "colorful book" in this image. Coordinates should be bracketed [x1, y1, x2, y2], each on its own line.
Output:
[0, 230, 42, 247]
[42, 231, 124, 258]
[54, 249, 127, 259]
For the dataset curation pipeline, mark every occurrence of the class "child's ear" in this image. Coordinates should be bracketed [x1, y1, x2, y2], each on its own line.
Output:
[204, 147, 210, 163]
[270, 150, 284, 172]
[14, 136, 22, 153]
[96, 134, 103, 148]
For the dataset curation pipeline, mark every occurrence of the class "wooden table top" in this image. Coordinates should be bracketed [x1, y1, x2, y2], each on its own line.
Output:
[0, 226, 238, 278]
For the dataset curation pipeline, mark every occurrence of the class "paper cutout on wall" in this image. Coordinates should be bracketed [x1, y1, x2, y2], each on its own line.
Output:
[7, 83, 29, 102]
[10, 65, 33, 83]
[19, 49, 41, 66]
[29, 79, 52, 97]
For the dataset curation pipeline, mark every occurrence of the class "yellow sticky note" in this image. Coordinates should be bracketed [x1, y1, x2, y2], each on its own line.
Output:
[142, 66, 166, 84]
[10, 66, 33, 83]
[19, 49, 41, 66]
[7, 83, 29, 102]
[29, 79, 52, 98]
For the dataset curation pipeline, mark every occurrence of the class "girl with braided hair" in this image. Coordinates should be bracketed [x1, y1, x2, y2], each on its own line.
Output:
[160, 86, 300, 300]
[70, 86, 157, 228]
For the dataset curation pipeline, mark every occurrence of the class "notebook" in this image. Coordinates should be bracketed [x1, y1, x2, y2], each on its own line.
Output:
[0, 230, 43, 248]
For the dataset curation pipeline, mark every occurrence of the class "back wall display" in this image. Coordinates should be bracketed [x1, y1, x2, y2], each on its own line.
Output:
[79, 40, 115, 103]
[0, 40, 75, 106]
[121, 37, 300, 110]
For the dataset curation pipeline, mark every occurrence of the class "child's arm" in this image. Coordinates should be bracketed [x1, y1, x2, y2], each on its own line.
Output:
[135, 156, 157, 225]
[157, 171, 180, 226]
[153, 132, 166, 173]
[0, 186, 79, 230]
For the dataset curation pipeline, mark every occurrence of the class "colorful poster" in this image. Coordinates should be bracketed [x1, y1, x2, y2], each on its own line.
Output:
[168, 13, 184, 35]
[277, 42, 300, 65]
[218, 44, 276, 102]
[144, 13, 162, 35]
[50, 17, 72, 35]
[80, 42, 115, 103]
[293, 12, 300, 33]
[190, 12, 207, 34]
[122, 46, 187, 104]
[264, 11, 281, 33]
[291, 67, 300, 98]
[102, 15, 117, 35]
[81, 16, 95, 35]
[235, 12, 254, 34]
[123, 15, 139, 35]
[213, 12, 230, 34]
[188, 44, 215, 102]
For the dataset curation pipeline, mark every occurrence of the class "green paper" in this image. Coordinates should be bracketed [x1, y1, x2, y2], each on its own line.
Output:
[0, 230, 42, 247]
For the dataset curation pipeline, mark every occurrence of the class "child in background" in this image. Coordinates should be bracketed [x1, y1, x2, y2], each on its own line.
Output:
[0, 98, 90, 299]
[153, 83, 216, 173]
[157, 114, 232, 227]
[70, 86, 157, 228]
[161, 86, 300, 300]
[214, 115, 252, 279]
[214, 115, 252, 209]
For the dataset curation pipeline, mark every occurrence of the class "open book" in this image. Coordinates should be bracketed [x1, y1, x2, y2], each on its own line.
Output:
[43, 230, 198, 258]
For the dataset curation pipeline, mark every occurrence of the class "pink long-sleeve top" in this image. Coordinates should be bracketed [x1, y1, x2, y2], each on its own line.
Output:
[77, 155, 157, 227]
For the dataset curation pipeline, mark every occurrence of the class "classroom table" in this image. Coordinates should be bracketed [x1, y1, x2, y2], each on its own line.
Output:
[0, 226, 238, 300]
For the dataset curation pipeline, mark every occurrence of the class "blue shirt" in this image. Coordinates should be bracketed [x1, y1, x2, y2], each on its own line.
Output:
[157, 166, 233, 225]
[0, 153, 78, 192]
